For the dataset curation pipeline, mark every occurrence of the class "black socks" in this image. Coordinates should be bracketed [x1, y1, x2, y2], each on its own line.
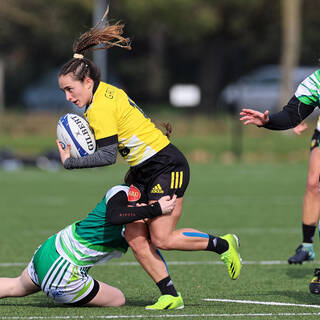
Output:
[302, 223, 316, 243]
[206, 235, 229, 254]
[156, 276, 178, 297]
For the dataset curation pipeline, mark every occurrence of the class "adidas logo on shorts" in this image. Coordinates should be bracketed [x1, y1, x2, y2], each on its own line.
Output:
[150, 184, 164, 194]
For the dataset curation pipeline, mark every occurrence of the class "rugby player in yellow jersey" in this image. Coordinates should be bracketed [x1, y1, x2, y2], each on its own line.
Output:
[56, 10, 242, 310]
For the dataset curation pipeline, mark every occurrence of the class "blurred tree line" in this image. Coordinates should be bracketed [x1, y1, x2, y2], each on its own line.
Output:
[1, 0, 320, 112]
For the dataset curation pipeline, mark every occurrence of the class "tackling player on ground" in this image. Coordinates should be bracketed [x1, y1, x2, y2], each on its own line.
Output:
[0, 184, 177, 307]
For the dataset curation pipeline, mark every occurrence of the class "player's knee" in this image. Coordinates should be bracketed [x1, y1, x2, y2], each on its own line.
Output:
[306, 180, 319, 193]
[106, 290, 125, 307]
[126, 234, 150, 256]
[150, 236, 172, 250]
[115, 292, 126, 307]
[88, 282, 126, 307]
[125, 222, 149, 253]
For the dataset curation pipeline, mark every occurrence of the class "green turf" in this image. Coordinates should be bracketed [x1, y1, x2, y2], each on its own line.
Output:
[1, 163, 320, 319]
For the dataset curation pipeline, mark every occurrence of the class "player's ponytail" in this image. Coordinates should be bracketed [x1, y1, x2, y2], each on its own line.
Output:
[72, 7, 131, 55]
[59, 7, 131, 84]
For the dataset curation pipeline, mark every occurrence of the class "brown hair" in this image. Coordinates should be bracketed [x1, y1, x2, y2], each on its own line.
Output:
[59, 8, 131, 84]
[162, 122, 172, 138]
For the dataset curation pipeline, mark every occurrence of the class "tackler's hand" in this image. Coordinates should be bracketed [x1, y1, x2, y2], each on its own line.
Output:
[158, 194, 177, 214]
[293, 122, 308, 135]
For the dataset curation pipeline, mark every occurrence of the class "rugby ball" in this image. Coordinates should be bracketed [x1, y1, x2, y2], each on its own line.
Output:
[57, 113, 96, 158]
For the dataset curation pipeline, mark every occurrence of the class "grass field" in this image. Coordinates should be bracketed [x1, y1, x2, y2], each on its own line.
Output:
[2, 162, 320, 319]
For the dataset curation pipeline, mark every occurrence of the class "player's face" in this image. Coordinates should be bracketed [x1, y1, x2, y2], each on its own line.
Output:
[58, 74, 93, 108]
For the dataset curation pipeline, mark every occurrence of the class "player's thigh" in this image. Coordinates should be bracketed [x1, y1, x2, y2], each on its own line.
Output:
[19, 267, 40, 296]
[307, 147, 320, 186]
[86, 280, 125, 307]
[147, 197, 184, 246]
[125, 220, 149, 249]
[6, 267, 40, 297]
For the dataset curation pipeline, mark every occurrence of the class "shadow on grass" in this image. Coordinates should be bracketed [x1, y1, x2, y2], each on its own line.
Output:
[240, 286, 320, 305]
[267, 290, 320, 305]
[285, 266, 315, 279]
[0, 296, 160, 309]
[124, 298, 151, 307]
[0, 302, 56, 308]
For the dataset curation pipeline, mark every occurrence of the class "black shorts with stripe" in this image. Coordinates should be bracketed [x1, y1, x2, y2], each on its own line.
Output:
[310, 129, 320, 151]
[129, 143, 190, 201]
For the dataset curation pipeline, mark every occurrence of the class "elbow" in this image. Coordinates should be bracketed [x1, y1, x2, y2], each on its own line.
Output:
[109, 149, 118, 165]
[110, 150, 118, 164]
[103, 154, 117, 166]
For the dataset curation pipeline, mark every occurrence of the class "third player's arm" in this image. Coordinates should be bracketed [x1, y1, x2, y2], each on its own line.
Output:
[263, 96, 315, 130]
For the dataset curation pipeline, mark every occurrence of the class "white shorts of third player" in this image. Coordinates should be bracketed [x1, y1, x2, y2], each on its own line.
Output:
[27, 256, 94, 304]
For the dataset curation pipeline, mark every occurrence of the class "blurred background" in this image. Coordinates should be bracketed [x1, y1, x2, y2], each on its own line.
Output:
[0, 0, 319, 169]
[1, 3, 319, 313]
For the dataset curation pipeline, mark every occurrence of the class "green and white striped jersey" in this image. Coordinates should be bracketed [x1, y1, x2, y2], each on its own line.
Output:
[56, 185, 129, 267]
[295, 70, 320, 107]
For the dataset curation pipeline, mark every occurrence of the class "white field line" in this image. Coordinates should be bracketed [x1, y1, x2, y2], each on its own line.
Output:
[204, 298, 320, 309]
[1, 313, 320, 319]
[2, 299, 320, 319]
[0, 260, 319, 268]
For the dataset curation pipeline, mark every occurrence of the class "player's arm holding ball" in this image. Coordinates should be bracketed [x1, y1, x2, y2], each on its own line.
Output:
[56, 112, 118, 170]
[57, 139, 118, 170]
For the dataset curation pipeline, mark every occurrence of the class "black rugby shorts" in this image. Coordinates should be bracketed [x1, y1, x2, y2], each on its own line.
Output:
[129, 144, 190, 201]
[310, 129, 320, 151]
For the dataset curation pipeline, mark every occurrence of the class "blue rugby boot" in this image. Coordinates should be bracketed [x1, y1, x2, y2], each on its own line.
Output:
[288, 243, 315, 264]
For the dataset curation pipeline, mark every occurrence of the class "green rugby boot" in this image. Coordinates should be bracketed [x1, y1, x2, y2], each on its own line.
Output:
[145, 293, 184, 310]
[220, 234, 242, 280]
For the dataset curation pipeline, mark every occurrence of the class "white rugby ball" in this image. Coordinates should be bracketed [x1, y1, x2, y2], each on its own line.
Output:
[57, 113, 96, 158]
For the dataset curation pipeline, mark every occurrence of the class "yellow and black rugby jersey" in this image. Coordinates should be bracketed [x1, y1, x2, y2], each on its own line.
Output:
[84, 82, 170, 167]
